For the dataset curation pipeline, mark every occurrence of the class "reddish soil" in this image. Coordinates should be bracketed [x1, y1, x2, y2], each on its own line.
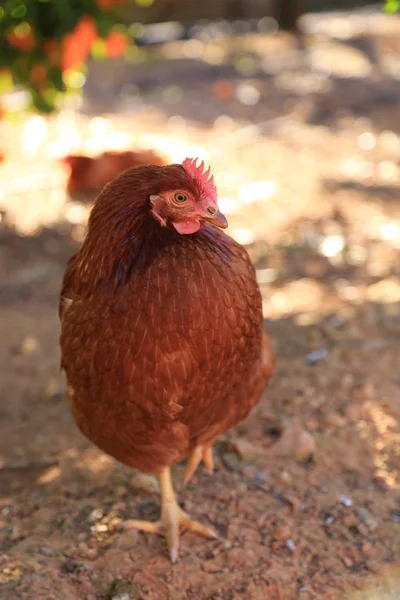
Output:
[1, 15, 400, 600]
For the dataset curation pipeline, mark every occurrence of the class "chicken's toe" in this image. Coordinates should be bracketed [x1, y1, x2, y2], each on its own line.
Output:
[123, 505, 217, 562]
[183, 445, 214, 486]
[124, 518, 162, 534]
[180, 512, 219, 539]
[167, 506, 218, 561]
[123, 468, 216, 562]
[182, 446, 203, 486]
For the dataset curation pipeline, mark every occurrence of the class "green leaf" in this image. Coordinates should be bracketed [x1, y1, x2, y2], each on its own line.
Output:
[95, 13, 116, 37]
[0, 70, 13, 93]
[91, 38, 107, 59]
[47, 64, 65, 92]
[384, 0, 400, 14]
[30, 87, 55, 112]
[135, 0, 154, 7]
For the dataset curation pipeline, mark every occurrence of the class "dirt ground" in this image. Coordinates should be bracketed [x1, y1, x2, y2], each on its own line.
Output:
[1, 11, 400, 600]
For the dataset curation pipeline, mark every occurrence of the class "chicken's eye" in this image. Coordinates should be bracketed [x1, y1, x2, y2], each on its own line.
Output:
[174, 192, 188, 204]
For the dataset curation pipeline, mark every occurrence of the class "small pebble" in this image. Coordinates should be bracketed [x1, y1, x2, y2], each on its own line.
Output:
[357, 523, 370, 537]
[282, 493, 305, 511]
[61, 558, 82, 574]
[356, 508, 378, 531]
[343, 512, 357, 526]
[130, 473, 159, 494]
[286, 539, 296, 552]
[87, 549, 98, 560]
[88, 508, 103, 523]
[233, 438, 265, 461]
[256, 472, 269, 483]
[324, 412, 346, 427]
[91, 523, 108, 533]
[366, 560, 381, 574]
[324, 514, 335, 525]
[272, 426, 316, 462]
[45, 379, 64, 399]
[361, 541, 373, 556]
[365, 518, 378, 532]
[221, 452, 241, 472]
[339, 495, 353, 507]
[112, 502, 127, 512]
[20, 336, 39, 354]
[215, 489, 233, 502]
[272, 525, 291, 541]
[108, 579, 140, 600]
[342, 556, 354, 568]
[391, 511, 400, 523]
[280, 470, 292, 483]
[241, 465, 257, 479]
[202, 560, 223, 573]
[115, 530, 139, 550]
[305, 348, 328, 365]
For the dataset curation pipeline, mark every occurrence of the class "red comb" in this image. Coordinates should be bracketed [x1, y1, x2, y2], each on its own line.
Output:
[182, 157, 217, 203]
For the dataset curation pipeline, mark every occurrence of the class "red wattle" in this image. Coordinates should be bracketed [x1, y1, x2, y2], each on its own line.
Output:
[172, 220, 201, 235]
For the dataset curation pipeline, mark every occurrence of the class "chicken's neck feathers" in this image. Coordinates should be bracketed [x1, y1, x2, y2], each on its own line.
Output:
[74, 213, 233, 295]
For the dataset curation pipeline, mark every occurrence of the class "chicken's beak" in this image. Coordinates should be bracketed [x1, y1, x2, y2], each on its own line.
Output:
[201, 206, 228, 229]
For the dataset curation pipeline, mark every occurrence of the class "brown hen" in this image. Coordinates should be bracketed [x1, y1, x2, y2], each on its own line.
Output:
[64, 149, 165, 198]
[59, 158, 275, 561]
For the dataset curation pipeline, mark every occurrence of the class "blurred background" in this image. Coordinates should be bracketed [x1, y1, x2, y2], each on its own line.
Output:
[1, 1, 400, 599]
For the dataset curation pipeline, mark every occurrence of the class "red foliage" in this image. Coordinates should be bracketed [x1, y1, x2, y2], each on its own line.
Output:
[61, 17, 98, 72]
[7, 29, 36, 52]
[43, 40, 59, 63]
[105, 32, 129, 57]
[30, 64, 47, 84]
[96, 0, 128, 8]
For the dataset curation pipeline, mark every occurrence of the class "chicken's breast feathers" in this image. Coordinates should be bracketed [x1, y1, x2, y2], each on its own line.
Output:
[59, 226, 273, 472]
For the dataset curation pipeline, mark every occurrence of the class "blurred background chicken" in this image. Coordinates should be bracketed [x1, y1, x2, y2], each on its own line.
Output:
[64, 149, 166, 198]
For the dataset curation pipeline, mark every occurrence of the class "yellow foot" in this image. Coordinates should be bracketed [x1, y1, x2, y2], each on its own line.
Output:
[124, 467, 218, 562]
[183, 445, 214, 486]
[124, 502, 218, 562]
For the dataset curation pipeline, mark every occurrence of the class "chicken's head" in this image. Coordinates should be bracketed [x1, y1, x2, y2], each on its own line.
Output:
[149, 158, 228, 235]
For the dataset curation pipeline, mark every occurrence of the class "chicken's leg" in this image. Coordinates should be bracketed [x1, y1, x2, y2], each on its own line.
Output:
[183, 444, 214, 486]
[124, 467, 217, 562]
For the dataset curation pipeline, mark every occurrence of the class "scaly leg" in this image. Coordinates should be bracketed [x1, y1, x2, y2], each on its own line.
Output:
[124, 467, 217, 562]
[183, 444, 214, 486]
[203, 446, 214, 473]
